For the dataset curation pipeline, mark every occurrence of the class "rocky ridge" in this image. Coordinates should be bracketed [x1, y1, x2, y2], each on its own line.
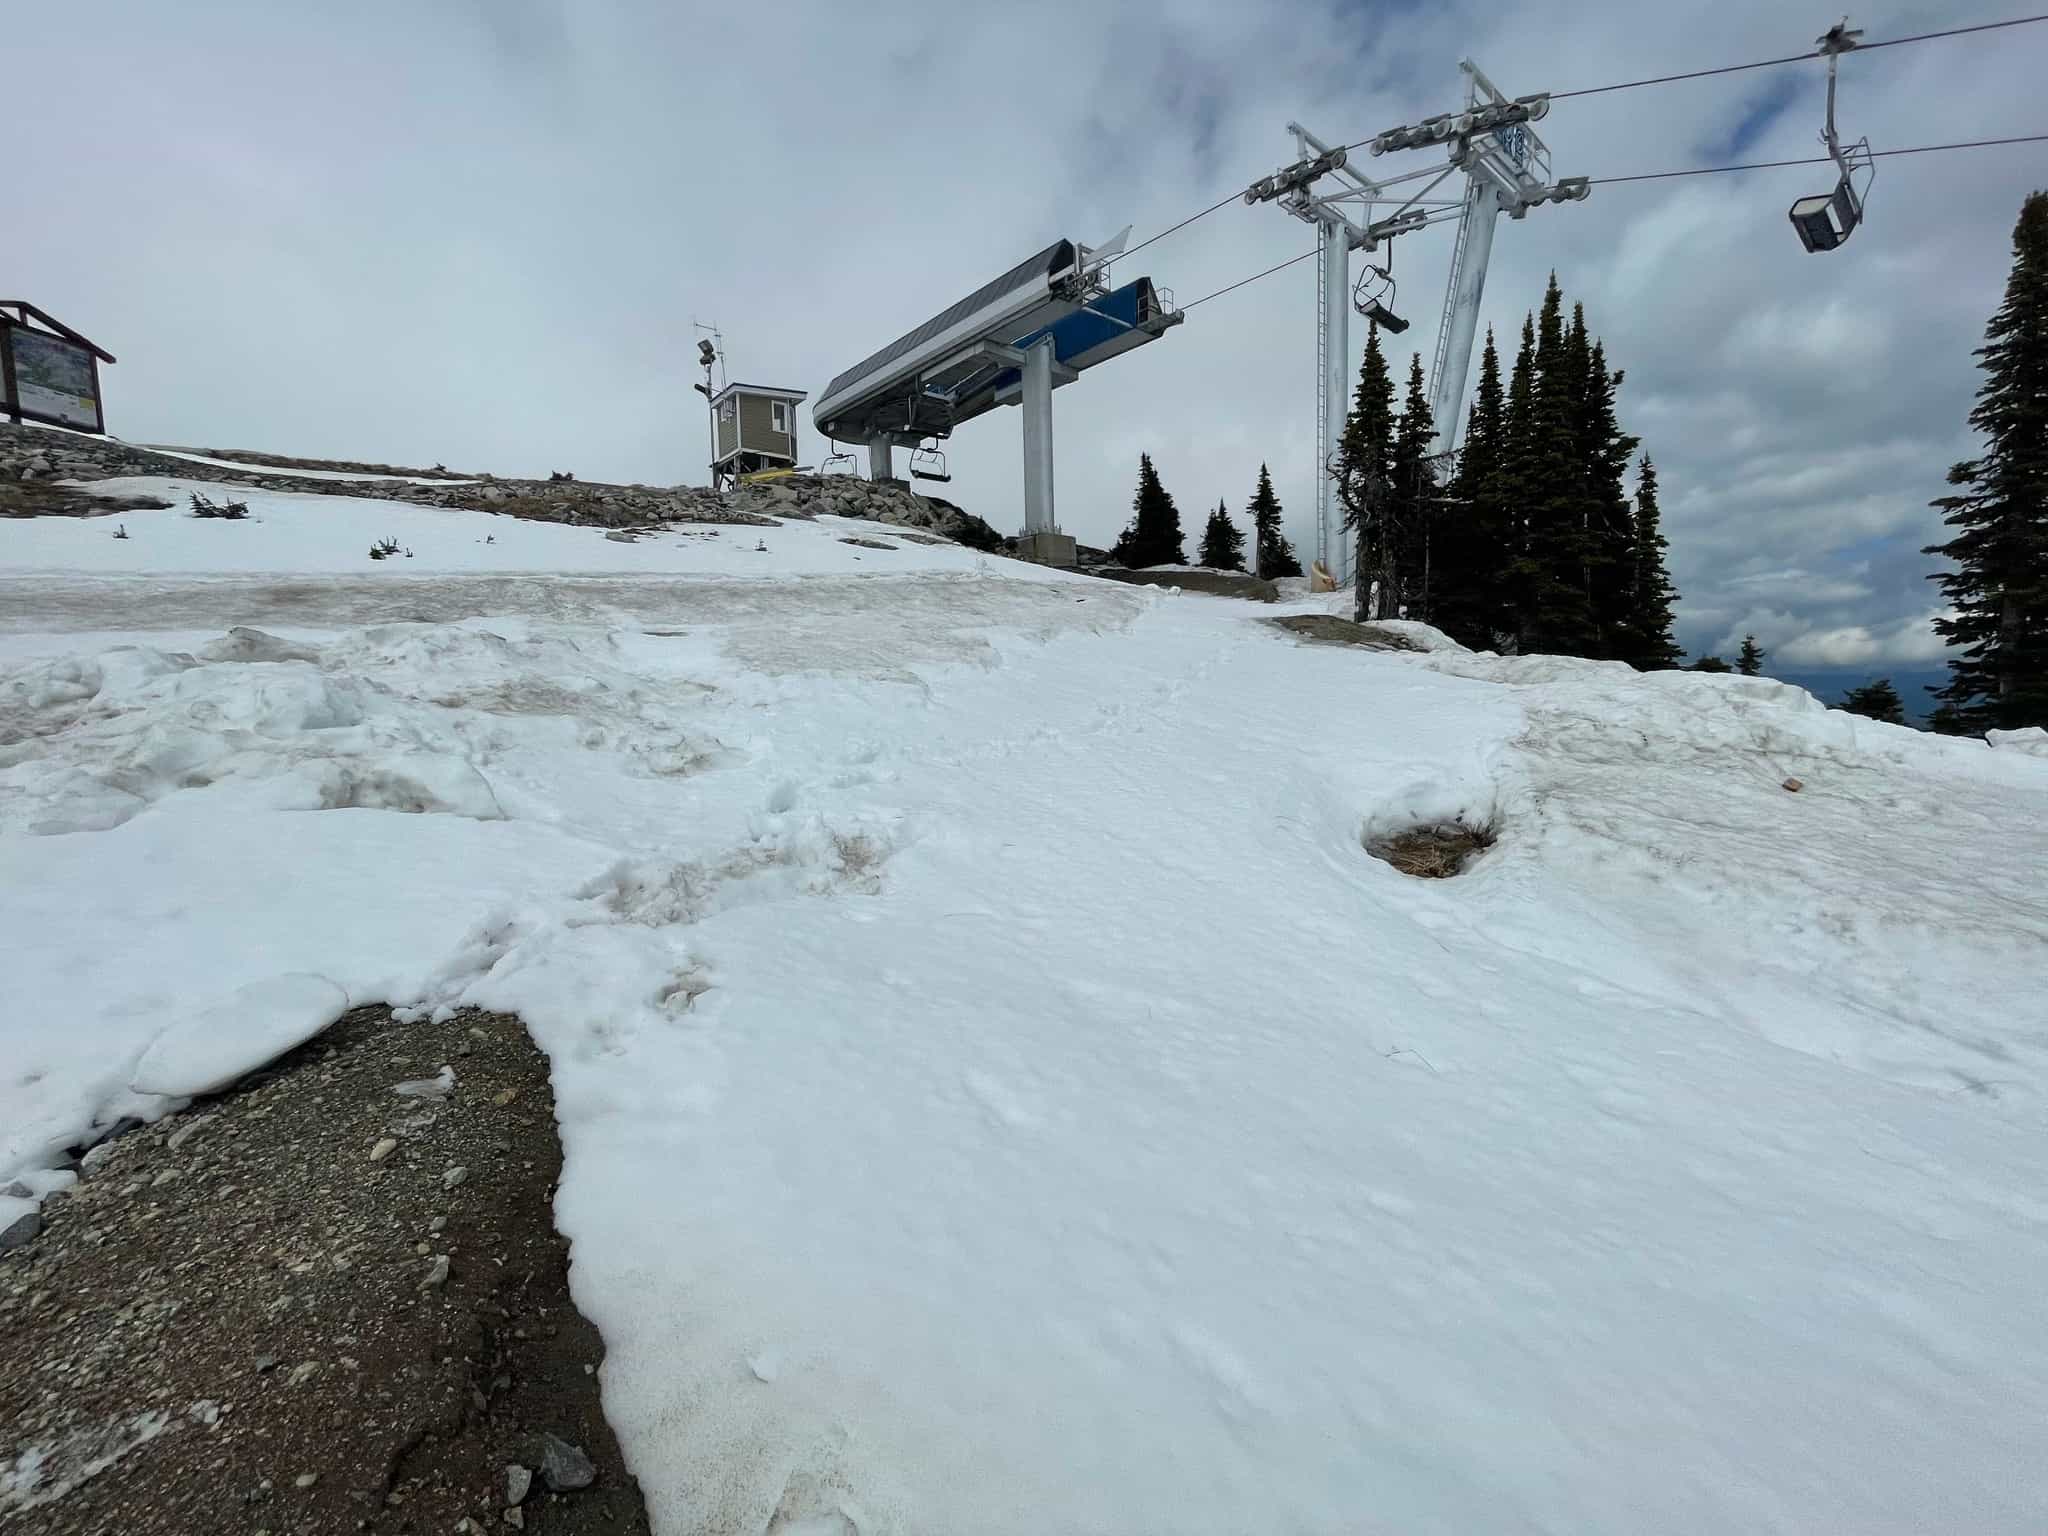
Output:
[0, 423, 1007, 550]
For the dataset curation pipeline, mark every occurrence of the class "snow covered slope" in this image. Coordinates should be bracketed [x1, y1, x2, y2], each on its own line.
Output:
[4, 475, 1016, 578]
[4, 491, 2047, 1533]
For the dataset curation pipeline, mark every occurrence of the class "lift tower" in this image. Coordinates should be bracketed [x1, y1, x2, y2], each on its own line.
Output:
[1248, 62, 1587, 583]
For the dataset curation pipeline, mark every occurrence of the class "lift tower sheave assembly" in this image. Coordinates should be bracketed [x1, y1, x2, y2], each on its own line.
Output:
[814, 234, 1183, 564]
[1250, 61, 1587, 584]
[1396, 62, 1589, 460]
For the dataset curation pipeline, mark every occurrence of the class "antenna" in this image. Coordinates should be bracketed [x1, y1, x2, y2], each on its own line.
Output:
[691, 318, 726, 389]
[691, 318, 728, 489]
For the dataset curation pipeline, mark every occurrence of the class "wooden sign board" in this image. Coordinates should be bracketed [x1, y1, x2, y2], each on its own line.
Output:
[1, 315, 108, 434]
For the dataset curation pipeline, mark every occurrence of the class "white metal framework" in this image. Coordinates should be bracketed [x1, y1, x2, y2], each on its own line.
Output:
[1247, 62, 1588, 580]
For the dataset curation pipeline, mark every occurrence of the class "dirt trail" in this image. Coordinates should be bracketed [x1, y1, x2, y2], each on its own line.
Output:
[0, 1005, 650, 1536]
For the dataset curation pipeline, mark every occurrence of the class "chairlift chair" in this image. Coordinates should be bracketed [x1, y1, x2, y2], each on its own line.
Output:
[1789, 19, 1875, 253]
[821, 440, 859, 476]
[909, 441, 951, 484]
[1352, 242, 1410, 334]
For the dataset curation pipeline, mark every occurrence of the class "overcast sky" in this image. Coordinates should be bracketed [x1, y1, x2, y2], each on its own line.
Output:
[15, 0, 2046, 667]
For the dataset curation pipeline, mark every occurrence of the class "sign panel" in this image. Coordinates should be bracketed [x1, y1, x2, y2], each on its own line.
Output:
[3, 323, 103, 432]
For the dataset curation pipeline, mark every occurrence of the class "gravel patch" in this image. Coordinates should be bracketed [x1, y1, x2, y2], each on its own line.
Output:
[1267, 614, 1426, 650]
[0, 1005, 649, 1535]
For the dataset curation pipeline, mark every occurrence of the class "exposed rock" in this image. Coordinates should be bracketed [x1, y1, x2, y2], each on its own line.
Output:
[1, 420, 1012, 555]
[1266, 613, 1426, 649]
[1, 1211, 42, 1251]
[1094, 567, 1282, 603]
[166, 1113, 216, 1152]
[394, 1065, 455, 1100]
[539, 1433, 596, 1492]
[506, 1464, 533, 1505]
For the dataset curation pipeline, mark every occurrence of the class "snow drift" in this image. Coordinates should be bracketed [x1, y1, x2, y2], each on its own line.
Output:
[4, 486, 2047, 1533]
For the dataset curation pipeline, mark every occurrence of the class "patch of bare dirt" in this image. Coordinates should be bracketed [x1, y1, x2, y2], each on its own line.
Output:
[1268, 614, 1424, 650]
[1367, 819, 1498, 878]
[1090, 568, 1280, 602]
[0, 1006, 649, 1536]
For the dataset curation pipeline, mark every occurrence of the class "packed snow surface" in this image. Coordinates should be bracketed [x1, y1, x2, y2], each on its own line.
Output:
[5, 492, 2047, 1533]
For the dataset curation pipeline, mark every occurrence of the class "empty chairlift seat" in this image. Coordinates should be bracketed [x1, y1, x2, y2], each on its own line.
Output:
[1789, 178, 1864, 253]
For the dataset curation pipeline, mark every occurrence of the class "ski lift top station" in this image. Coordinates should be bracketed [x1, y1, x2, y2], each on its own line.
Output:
[813, 233, 1182, 567]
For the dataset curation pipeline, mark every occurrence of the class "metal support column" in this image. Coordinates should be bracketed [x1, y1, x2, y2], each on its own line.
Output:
[1317, 216, 1351, 586]
[865, 434, 895, 483]
[1021, 335, 1056, 534]
[1426, 177, 1501, 457]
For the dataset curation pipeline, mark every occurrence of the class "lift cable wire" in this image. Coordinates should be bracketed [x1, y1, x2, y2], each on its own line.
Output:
[1335, 14, 2048, 148]
[1172, 129, 2047, 312]
[1108, 15, 2048, 296]
[1180, 249, 1320, 311]
[1590, 132, 2048, 184]
[1110, 190, 1246, 268]
[1547, 13, 2048, 101]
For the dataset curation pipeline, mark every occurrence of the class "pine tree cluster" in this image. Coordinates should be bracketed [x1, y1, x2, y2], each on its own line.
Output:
[1339, 275, 1682, 666]
[1113, 456, 1300, 578]
[1839, 678, 1907, 725]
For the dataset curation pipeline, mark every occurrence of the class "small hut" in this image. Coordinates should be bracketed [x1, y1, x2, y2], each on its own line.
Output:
[708, 382, 806, 488]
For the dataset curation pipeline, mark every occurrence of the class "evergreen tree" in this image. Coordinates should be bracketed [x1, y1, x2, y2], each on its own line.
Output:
[1197, 499, 1246, 571]
[1386, 352, 1438, 618]
[1616, 455, 1683, 669]
[1515, 280, 1599, 654]
[1581, 336, 1642, 657]
[1433, 328, 1514, 649]
[1924, 190, 2048, 732]
[1247, 464, 1301, 577]
[1839, 678, 1907, 724]
[1735, 634, 1766, 676]
[1110, 452, 1186, 567]
[1337, 325, 1398, 614]
[1689, 654, 1732, 673]
[1928, 700, 1972, 735]
[1500, 315, 1540, 649]
[1430, 278, 1666, 660]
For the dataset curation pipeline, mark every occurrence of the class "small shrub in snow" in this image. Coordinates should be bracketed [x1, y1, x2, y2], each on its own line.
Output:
[112, 523, 129, 540]
[188, 491, 250, 520]
[369, 537, 401, 560]
[1367, 818, 1498, 879]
